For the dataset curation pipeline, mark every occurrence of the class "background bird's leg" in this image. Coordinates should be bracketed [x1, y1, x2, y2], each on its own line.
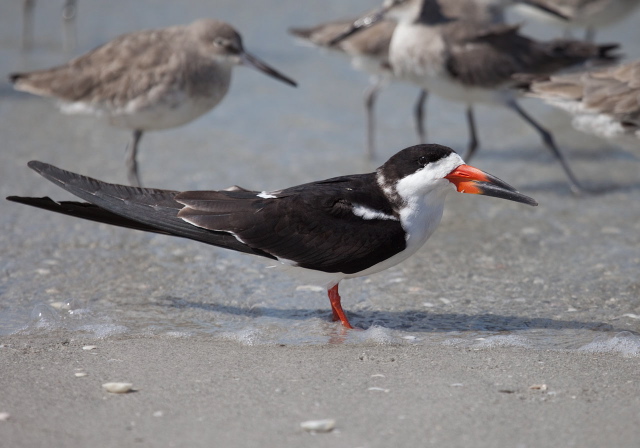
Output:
[414, 89, 428, 144]
[126, 130, 143, 187]
[506, 98, 585, 194]
[328, 284, 353, 329]
[463, 105, 479, 161]
[62, 0, 77, 53]
[22, 0, 36, 51]
[364, 76, 384, 160]
[584, 26, 595, 42]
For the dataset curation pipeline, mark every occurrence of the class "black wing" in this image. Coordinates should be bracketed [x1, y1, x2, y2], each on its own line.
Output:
[444, 22, 619, 88]
[176, 174, 407, 274]
[9, 162, 407, 274]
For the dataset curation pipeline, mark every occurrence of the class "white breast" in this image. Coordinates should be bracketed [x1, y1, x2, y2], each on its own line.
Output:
[61, 66, 233, 131]
[389, 23, 511, 105]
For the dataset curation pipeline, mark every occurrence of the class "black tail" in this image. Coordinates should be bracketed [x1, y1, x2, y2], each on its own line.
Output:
[543, 40, 621, 67]
[8, 73, 23, 84]
[7, 161, 276, 260]
[596, 44, 620, 60]
[6, 196, 176, 235]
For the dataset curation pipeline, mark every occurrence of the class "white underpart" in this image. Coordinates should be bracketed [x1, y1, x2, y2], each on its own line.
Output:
[542, 97, 640, 148]
[351, 54, 393, 79]
[59, 64, 234, 131]
[553, 99, 626, 139]
[572, 114, 637, 143]
[352, 204, 399, 221]
[389, 21, 513, 106]
[257, 191, 277, 199]
[269, 263, 346, 289]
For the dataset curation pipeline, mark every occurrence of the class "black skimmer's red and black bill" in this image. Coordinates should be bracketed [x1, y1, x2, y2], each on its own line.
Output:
[7, 144, 537, 329]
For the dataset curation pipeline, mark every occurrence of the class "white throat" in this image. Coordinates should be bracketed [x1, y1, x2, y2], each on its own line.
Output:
[394, 152, 462, 243]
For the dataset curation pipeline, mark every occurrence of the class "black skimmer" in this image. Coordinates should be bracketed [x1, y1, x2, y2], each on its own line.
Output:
[521, 59, 640, 149]
[329, 0, 619, 193]
[7, 144, 537, 329]
[9, 19, 297, 187]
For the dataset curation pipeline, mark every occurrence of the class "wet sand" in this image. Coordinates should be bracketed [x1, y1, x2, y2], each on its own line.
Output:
[1, 0, 640, 446]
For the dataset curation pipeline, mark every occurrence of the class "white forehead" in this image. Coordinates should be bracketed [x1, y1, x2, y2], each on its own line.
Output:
[395, 152, 464, 200]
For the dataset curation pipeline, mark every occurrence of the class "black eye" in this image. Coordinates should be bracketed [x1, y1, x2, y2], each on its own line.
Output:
[418, 156, 428, 167]
[213, 38, 226, 47]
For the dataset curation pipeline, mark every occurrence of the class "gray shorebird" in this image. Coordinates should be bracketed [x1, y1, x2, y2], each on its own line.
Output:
[22, 0, 77, 52]
[331, 0, 619, 193]
[7, 144, 537, 329]
[10, 18, 297, 187]
[522, 59, 640, 148]
[514, 0, 640, 41]
[289, 0, 567, 159]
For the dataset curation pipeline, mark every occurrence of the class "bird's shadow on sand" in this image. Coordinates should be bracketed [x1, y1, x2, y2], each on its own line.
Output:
[158, 296, 627, 334]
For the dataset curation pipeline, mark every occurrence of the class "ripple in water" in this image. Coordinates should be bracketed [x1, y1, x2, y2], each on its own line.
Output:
[2, 299, 638, 356]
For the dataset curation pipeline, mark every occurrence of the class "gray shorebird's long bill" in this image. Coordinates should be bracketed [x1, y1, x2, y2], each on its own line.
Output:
[516, 0, 569, 21]
[241, 52, 297, 87]
[445, 164, 538, 206]
[327, 5, 388, 46]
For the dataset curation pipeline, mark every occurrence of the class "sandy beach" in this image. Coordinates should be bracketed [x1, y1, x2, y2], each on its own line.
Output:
[1, 0, 639, 446]
[2, 334, 639, 448]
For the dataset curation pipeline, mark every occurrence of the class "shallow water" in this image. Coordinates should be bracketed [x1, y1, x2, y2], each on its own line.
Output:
[1, 0, 639, 356]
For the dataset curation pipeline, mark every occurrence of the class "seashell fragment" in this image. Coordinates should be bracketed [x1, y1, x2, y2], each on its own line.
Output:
[102, 382, 133, 394]
[300, 419, 336, 433]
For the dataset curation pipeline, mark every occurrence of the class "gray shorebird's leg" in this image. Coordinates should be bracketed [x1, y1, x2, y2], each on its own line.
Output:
[506, 98, 585, 194]
[126, 130, 143, 187]
[414, 89, 428, 144]
[364, 77, 384, 160]
[22, 0, 36, 51]
[463, 106, 479, 161]
[584, 26, 595, 43]
[61, 0, 77, 53]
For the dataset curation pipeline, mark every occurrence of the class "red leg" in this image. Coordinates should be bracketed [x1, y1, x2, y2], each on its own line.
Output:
[327, 284, 353, 329]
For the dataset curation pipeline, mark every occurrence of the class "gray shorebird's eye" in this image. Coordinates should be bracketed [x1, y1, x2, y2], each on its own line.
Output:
[213, 38, 226, 47]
